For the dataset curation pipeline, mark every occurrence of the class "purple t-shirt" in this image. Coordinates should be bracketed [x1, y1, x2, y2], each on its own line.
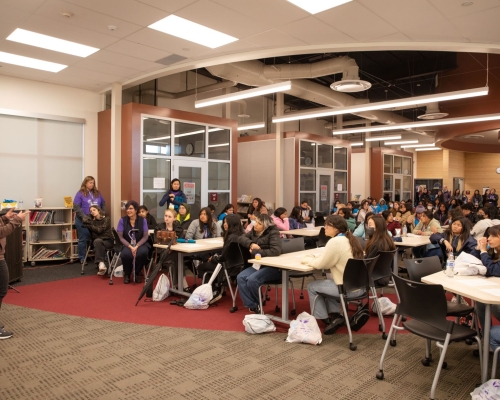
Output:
[74, 191, 105, 215]
[117, 217, 149, 247]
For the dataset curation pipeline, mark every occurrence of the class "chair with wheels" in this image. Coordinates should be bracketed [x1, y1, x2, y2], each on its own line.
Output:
[376, 274, 482, 400]
[80, 238, 94, 275]
[218, 242, 246, 313]
[367, 250, 397, 340]
[311, 256, 378, 351]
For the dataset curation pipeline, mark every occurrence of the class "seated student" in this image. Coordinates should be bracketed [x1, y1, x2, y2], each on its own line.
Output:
[473, 227, 500, 334]
[185, 207, 221, 240]
[449, 198, 462, 210]
[471, 207, 500, 239]
[207, 204, 216, 217]
[434, 203, 448, 226]
[410, 210, 443, 259]
[271, 207, 290, 235]
[354, 212, 375, 239]
[347, 201, 358, 216]
[302, 215, 365, 334]
[247, 198, 263, 220]
[460, 202, 476, 226]
[218, 203, 234, 221]
[370, 198, 380, 214]
[419, 188, 431, 204]
[338, 207, 356, 231]
[382, 210, 401, 237]
[426, 201, 435, 214]
[197, 214, 244, 304]
[259, 204, 269, 215]
[364, 215, 396, 286]
[407, 205, 425, 232]
[378, 198, 388, 213]
[389, 201, 401, 219]
[289, 206, 307, 230]
[154, 208, 183, 287]
[81, 205, 113, 275]
[332, 200, 342, 214]
[176, 203, 191, 236]
[356, 200, 370, 224]
[300, 200, 314, 223]
[138, 205, 157, 230]
[430, 217, 478, 258]
[245, 211, 260, 233]
[236, 214, 282, 313]
[398, 202, 412, 226]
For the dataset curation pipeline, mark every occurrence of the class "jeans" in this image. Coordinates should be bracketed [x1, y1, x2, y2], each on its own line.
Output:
[0, 259, 8, 309]
[491, 326, 500, 358]
[411, 245, 442, 260]
[93, 238, 113, 263]
[308, 279, 364, 320]
[476, 302, 500, 332]
[237, 266, 281, 309]
[121, 244, 150, 277]
[75, 217, 90, 262]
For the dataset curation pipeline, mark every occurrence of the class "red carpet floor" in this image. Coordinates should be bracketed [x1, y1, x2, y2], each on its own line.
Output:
[4, 274, 399, 333]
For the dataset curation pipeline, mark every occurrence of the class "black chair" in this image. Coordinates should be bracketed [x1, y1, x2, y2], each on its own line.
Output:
[312, 256, 379, 351]
[355, 236, 367, 251]
[316, 227, 330, 248]
[314, 214, 325, 227]
[367, 250, 397, 340]
[376, 274, 482, 400]
[109, 228, 123, 285]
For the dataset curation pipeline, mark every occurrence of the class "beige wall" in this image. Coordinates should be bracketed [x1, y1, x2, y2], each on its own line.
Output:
[464, 153, 500, 192]
[415, 150, 445, 180]
[446, 150, 465, 189]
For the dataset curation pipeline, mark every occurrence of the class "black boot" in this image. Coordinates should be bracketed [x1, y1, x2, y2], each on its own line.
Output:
[135, 275, 142, 284]
[124, 275, 130, 284]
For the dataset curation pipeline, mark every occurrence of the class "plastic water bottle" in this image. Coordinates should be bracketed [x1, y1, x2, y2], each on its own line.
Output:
[18, 199, 23, 210]
[446, 252, 455, 278]
[402, 225, 407, 237]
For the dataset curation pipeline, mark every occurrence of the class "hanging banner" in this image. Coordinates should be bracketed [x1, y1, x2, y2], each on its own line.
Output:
[320, 185, 327, 201]
[184, 182, 196, 204]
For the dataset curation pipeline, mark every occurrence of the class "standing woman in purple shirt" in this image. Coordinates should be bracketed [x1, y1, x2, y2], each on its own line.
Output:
[73, 176, 106, 264]
[116, 200, 150, 284]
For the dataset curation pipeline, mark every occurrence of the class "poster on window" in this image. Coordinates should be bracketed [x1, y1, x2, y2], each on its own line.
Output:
[184, 182, 195, 204]
[320, 185, 327, 201]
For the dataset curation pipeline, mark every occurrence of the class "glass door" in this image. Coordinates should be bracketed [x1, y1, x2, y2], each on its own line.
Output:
[173, 160, 206, 218]
[393, 175, 403, 202]
[317, 171, 333, 215]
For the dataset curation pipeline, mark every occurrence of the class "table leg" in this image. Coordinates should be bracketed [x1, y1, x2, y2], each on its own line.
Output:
[281, 269, 289, 321]
[393, 249, 399, 275]
[169, 252, 189, 298]
[483, 304, 491, 383]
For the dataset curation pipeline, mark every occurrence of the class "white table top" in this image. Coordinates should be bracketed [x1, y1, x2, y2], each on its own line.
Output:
[395, 236, 431, 247]
[248, 248, 318, 272]
[422, 272, 500, 305]
[279, 226, 322, 237]
[154, 237, 223, 253]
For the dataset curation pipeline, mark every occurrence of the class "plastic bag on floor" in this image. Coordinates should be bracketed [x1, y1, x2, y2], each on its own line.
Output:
[184, 264, 222, 310]
[243, 314, 276, 334]
[152, 273, 170, 301]
[471, 379, 500, 399]
[371, 297, 396, 315]
[286, 312, 322, 345]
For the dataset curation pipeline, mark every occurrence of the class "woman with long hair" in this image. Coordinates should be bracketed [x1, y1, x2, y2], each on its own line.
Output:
[302, 215, 364, 334]
[364, 215, 396, 286]
[472, 189, 483, 210]
[236, 214, 282, 313]
[452, 188, 461, 201]
[246, 198, 263, 220]
[159, 178, 187, 212]
[218, 203, 234, 221]
[430, 217, 478, 258]
[434, 203, 448, 226]
[271, 207, 290, 236]
[82, 205, 113, 275]
[353, 211, 375, 238]
[197, 214, 244, 304]
[73, 176, 106, 264]
[154, 208, 183, 287]
[338, 207, 356, 231]
[289, 206, 306, 230]
[357, 200, 370, 224]
[185, 207, 221, 240]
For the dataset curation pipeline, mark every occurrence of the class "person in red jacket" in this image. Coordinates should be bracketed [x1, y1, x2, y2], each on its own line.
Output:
[382, 210, 401, 237]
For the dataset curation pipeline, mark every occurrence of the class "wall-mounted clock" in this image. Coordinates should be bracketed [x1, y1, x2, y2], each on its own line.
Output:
[496, 167, 500, 174]
[186, 143, 194, 156]
[305, 156, 313, 166]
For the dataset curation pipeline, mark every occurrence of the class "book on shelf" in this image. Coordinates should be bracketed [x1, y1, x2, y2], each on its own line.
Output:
[238, 194, 252, 203]
[237, 205, 249, 213]
[29, 210, 55, 225]
[32, 247, 66, 259]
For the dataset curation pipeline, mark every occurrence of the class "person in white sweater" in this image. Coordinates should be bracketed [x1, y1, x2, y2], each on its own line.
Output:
[471, 207, 500, 239]
[302, 215, 364, 335]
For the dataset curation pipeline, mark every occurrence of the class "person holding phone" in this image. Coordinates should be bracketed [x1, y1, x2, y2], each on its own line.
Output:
[159, 178, 187, 212]
[0, 208, 29, 339]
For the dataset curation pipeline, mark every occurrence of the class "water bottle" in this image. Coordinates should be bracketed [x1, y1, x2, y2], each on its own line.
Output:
[18, 199, 23, 210]
[402, 225, 407, 237]
[446, 252, 455, 278]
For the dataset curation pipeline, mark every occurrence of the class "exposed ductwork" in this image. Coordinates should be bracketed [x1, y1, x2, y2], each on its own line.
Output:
[133, 80, 237, 102]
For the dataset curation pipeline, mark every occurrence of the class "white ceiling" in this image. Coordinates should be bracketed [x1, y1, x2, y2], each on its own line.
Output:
[1, 0, 500, 92]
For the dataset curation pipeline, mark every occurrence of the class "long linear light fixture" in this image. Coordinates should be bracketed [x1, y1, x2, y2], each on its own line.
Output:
[415, 147, 442, 151]
[273, 87, 488, 123]
[385, 140, 418, 145]
[332, 113, 500, 135]
[208, 143, 229, 148]
[195, 81, 291, 108]
[237, 122, 265, 131]
[365, 135, 401, 142]
[350, 142, 363, 146]
[0, 51, 67, 72]
[401, 143, 435, 149]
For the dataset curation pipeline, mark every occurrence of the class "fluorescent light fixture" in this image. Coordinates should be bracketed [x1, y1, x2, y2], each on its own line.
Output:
[0, 51, 67, 72]
[7, 28, 99, 57]
[332, 113, 500, 135]
[365, 135, 401, 142]
[287, 0, 352, 14]
[146, 135, 170, 142]
[350, 142, 363, 146]
[384, 140, 419, 145]
[196, 81, 291, 108]
[273, 87, 489, 123]
[237, 122, 265, 131]
[208, 143, 229, 148]
[401, 143, 436, 149]
[415, 147, 442, 151]
[148, 15, 238, 49]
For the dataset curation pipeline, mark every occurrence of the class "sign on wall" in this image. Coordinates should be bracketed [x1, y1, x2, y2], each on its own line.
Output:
[184, 182, 195, 204]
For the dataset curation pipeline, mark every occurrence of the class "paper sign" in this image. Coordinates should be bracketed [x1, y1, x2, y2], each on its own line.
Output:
[337, 184, 342, 191]
[153, 177, 165, 189]
[184, 182, 195, 204]
[320, 185, 327, 201]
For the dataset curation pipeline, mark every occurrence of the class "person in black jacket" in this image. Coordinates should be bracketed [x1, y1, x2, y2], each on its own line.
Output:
[364, 215, 396, 286]
[138, 205, 157, 230]
[430, 217, 478, 258]
[236, 214, 282, 313]
[154, 208, 183, 287]
[434, 203, 448, 226]
[81, 205, 113, 275]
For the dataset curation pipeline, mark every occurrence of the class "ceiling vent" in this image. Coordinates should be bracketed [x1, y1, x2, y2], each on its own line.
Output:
[418, 102, 449, 120]
[463, 134, 484, 139]
[330, 65, 371, 93]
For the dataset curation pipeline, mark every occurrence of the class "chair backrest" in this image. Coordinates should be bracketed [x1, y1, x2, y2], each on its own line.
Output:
[314, 214, 325, 227]
[341, 256, 377, 293]
[221, 242, 245, 270]
[111, 228, 122, 252]
[281, 237, 305, 254]
[355, 235, 367, 250]
[392, 274, 451, 332]
[316, 227, 330, 247]
[404, 256, 442, 283]
[369, 250, 397, 283]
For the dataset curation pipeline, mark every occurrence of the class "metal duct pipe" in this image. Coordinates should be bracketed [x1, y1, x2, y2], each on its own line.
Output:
[262, 56, 357, 80]
[133, 80, 237, 102]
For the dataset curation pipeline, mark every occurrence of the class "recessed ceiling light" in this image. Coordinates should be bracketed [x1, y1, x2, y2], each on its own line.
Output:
[462, 134, 484, 139]
[287, 0, 352, 14]
[148, 15, 238, 49]
[7, 28, 99, 57]
[0, 51, 67, 72]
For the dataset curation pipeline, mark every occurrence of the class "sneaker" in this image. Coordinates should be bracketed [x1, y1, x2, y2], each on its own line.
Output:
[249, 306, 261, 314]
[324, 316, 345, 335]
[0, 328, 13, 339]
[97, 262, 107, 275]
[209, 291, 222, 305]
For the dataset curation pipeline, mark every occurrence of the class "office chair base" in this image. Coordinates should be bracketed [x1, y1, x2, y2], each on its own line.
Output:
[390, 339, 397, 347]
[349, 343, 357, 351]
[275, 306, 280, 313]
[382, 333, 388, 340]
[376, 370, 384, 380]
[229, 306, 238, 313]
[290, 309, 296, 316]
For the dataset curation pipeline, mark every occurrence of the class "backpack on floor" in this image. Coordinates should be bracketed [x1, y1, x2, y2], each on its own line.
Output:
[152, 274, 170, 301]
[285, 312, 322, 345]
[184, 264, 222, 310]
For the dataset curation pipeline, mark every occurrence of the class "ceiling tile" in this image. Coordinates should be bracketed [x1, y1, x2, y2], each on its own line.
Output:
[135, 0, 197, 13]
[245, 29, 307, 48]
[0, 0, 48, 14]
[62, 0, 169, 26]
[46, 74, 111, 90]
[175, 0, 269, 39]
[35, 0, 143, 39]
[211, 0, 308, 27]
[207, 39, 261, 56]
[317, 1, 399, 41]
[88, 50, 163, 71]
[71, 58, 141, 77]
[0, 63, 57, 81]
[278, 16, 356, 44]
[0, 3, 32, 25]
[428, 0, 500, 19]
[104, 40, 172, 62]
[369, 32, 412, 42]
[20, 14, 120, 48]
[451, 8, 500, 43]
[59, 65, 126, 83]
